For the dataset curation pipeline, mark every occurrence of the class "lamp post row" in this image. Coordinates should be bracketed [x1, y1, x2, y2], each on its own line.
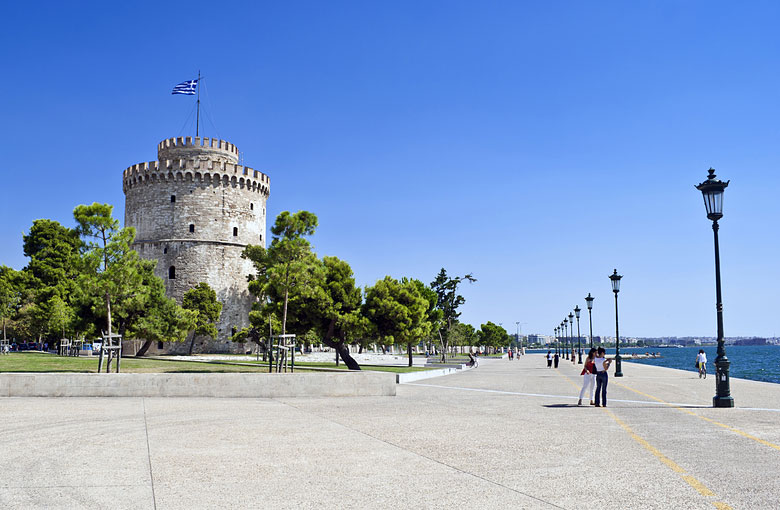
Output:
[548, 168, 733, 409]
[552, 295, 592, 366]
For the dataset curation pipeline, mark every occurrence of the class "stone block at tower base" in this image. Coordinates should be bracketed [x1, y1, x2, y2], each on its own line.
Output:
[0, 371, 396, 398]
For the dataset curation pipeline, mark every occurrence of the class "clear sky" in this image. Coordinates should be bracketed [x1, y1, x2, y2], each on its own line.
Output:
[2, 1, 779, 338]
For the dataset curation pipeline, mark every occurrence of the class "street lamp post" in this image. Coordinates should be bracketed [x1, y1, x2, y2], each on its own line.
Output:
[609, 269, 623, 377]
[696, 168, 734, 408]
[585, 293, 595, 349]
[575, 306, 582, 364]
[554, 327, 559, 355]
[568, 312, 575, 362]
[563, 318, 569, 357]
[515, 321, 520, 356]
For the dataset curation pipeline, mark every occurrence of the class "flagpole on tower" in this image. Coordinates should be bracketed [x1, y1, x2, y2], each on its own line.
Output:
[196, 70, 201, 137]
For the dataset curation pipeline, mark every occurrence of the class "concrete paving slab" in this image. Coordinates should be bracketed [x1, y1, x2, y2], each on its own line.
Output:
[1, 354, 779, 509]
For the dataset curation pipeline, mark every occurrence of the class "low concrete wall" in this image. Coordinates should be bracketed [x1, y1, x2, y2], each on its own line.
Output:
[0, 372, 396, 398]
[396, 364, 471, 383]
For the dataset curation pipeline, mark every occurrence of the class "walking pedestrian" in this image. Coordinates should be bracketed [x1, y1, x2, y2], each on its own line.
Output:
[594, 347, 612, 407]
[578, 348, 597, 406]
[546, 350, 553, 368]
[553, 351, 560, 368]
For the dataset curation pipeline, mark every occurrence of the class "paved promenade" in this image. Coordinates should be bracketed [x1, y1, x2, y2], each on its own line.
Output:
[1, 355, 779, 509]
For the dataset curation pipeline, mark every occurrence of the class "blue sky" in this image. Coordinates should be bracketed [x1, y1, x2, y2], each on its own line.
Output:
[2, 1, 779, 337]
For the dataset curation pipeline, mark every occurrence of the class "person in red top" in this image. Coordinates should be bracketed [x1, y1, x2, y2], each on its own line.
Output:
[578, 348, 597, 406]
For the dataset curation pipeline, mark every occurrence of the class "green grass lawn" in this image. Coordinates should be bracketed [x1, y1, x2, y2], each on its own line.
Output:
[0, 352, 429, 374]
[0, 352, 274, 373]
[287, 362, 429, 373]
[215, 359, 430, 373]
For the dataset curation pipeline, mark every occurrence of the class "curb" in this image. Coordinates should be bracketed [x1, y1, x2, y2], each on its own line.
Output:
[396, 363, 470, 383]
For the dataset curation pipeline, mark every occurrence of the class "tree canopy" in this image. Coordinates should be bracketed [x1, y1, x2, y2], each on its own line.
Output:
[364, 276, 431, 367]
[182, 282, 223, 355]
[430, 268, 476, 360]
[477, 321, 511, 351]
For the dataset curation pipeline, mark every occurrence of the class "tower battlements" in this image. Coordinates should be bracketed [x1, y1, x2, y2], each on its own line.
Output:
[123, 159, 270, 195]
[158, 136, 240, 164]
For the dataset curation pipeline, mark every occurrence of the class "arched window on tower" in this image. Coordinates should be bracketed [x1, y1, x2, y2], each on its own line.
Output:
[189, 224, 195, 233]
[250, 203, 254, 210]
[171, 195, 176, 203]
[233, 227, 238, 237]
[168, 266, 176, 279]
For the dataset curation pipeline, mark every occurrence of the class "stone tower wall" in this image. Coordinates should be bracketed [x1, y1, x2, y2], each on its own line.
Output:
[123, 136, 270, 353]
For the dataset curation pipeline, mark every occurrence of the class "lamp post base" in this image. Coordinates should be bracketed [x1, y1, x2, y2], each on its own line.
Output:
[614, 355, 623, 377]
[713, 356, 734, 408]
[713, 396, 735, 408]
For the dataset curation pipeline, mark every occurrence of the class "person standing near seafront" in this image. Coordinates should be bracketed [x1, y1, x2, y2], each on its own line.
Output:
[696, 349, 707, 378]
[546, 350, 553, 368]
[553, 351, 560, 368]
[594, 347, 612, 407]
[578, 348, 597, 406]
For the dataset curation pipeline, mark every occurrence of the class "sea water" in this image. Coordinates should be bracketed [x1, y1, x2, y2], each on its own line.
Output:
[534, 345, 780, 384]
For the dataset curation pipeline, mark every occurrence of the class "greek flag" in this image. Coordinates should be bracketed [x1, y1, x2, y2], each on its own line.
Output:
[172, 79, 198, 95]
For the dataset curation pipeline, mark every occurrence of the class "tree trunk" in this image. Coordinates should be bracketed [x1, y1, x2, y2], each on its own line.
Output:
[187, 331, 196, 355]
[438, 329, 447, 362]
[103, 225, 112, 339]
[282, 288, 289, 335]
[407, 343, 413, 367]
[320, 319, 361, 370]
[358, 344, 363, 354]
[136, 340, 153, 357]
[336, 341, 360, 370]
[259, 341, 267, 362]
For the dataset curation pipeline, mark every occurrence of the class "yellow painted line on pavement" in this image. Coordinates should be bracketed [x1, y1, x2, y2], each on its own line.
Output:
[557, 369, 732, 509]
[604, 408, 729, 508]
[681, 475, 715, 497]
[614, 381, 780, 453]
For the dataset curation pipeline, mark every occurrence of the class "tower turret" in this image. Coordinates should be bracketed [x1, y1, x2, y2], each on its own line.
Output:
[157, 136, 240, 164]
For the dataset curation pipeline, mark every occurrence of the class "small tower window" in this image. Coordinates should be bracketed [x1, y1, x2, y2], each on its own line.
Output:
[189, 224, 195, 233]
[259, 234, 263, 242]
[168, 266, 176, 279]
[231, 327, 237, 337]
[250, 203, 254, 210]
[233, 227, 238, 237]
[171, 195, 176, 203]
[163, 246, 168, 254]
[157, 341, 164, 350]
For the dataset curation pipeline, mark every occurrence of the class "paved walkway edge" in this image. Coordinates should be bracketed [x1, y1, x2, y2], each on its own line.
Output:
[0, 372, 397, 397]
[396, 364, 470, 383]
